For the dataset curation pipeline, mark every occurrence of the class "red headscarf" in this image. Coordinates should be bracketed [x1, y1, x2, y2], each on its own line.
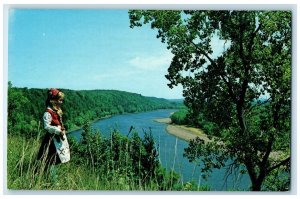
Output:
[48, 88, 60, 99]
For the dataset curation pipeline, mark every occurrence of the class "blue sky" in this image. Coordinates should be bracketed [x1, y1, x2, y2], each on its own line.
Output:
[8, 9, 183, 99]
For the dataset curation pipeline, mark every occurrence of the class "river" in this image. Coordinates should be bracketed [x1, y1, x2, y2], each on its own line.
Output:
[68, 109, 250, 191]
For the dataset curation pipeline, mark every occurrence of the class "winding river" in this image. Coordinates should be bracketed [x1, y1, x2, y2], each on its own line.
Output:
[69, 109, 250, 191]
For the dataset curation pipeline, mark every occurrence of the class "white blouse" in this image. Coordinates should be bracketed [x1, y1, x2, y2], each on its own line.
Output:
[43, 108, 62, 135]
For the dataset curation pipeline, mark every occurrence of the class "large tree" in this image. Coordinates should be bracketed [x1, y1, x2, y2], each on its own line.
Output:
[129, 10, 291, 191]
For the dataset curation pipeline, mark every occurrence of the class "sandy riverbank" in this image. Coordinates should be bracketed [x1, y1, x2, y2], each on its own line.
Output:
[154, 118, 287, 160]
[154, 118, 210, 142]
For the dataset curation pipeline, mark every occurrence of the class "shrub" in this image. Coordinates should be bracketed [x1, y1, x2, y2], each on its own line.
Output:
[170, 109, 188, 125]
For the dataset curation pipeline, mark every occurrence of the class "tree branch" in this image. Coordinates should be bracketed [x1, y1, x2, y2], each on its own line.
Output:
[189, 40, 238, 103]
[190, 41, 216, 65]
[220, 75, 238, 103]
[249, 22, 262, 51]
[259, 135, 274, 176]
[267, 157, 290, 174]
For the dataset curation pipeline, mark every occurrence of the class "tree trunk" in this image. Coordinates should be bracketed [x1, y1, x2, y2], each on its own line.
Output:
[251, 181, 263, 191]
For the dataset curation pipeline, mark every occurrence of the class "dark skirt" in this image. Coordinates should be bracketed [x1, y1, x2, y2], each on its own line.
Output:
[37, 133, 62, 165]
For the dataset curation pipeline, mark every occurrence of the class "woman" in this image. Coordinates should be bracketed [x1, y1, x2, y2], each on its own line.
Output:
[37, 88, 70, 166]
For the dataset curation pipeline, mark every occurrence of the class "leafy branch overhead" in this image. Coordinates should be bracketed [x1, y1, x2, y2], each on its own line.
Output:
[129, 10, 291, 191]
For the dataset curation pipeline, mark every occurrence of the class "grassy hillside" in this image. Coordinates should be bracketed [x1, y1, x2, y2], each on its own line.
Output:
[7, 124, 209, 191]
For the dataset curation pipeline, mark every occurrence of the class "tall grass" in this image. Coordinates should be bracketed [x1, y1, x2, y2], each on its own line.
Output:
[7, 125, 210, 191]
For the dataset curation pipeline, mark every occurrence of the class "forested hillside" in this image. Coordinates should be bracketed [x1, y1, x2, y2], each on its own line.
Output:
[8, 82, 181, 135]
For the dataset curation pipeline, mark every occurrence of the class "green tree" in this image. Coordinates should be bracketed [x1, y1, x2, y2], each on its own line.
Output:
[8, 81, 30, 134]
[129, 10, 291, 191]
[170, 108, 188, 125]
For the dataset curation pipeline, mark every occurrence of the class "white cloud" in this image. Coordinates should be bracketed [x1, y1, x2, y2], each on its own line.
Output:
[128, 50, 173, 71]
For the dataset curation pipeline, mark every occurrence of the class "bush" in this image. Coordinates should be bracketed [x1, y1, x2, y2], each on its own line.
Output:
[69, 122, 181, 190]
[170, 109, 188, 125]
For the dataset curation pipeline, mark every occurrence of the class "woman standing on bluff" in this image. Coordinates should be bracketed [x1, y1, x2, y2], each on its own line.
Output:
[37, 88, 70, 167]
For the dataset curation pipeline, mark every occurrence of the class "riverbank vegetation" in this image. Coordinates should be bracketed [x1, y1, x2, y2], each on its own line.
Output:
[170, 108, 188, 125]
[7, 122, 209, 191]
[130, 10, 291, 191]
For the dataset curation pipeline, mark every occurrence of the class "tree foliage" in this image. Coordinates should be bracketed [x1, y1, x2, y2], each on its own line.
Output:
[170, 108, 188, 125]
[129, 10, 291, 191]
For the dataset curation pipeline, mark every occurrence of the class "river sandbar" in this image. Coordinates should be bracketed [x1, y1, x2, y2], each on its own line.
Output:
[154, 117, 210, 142]
[153, 118, 172, 124]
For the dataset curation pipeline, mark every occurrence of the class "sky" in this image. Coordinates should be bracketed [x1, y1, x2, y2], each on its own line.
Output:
[8, 9, 183, 99]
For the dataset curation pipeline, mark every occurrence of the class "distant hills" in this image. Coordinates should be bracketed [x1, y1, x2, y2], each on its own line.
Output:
[8, 86, 183, 132]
